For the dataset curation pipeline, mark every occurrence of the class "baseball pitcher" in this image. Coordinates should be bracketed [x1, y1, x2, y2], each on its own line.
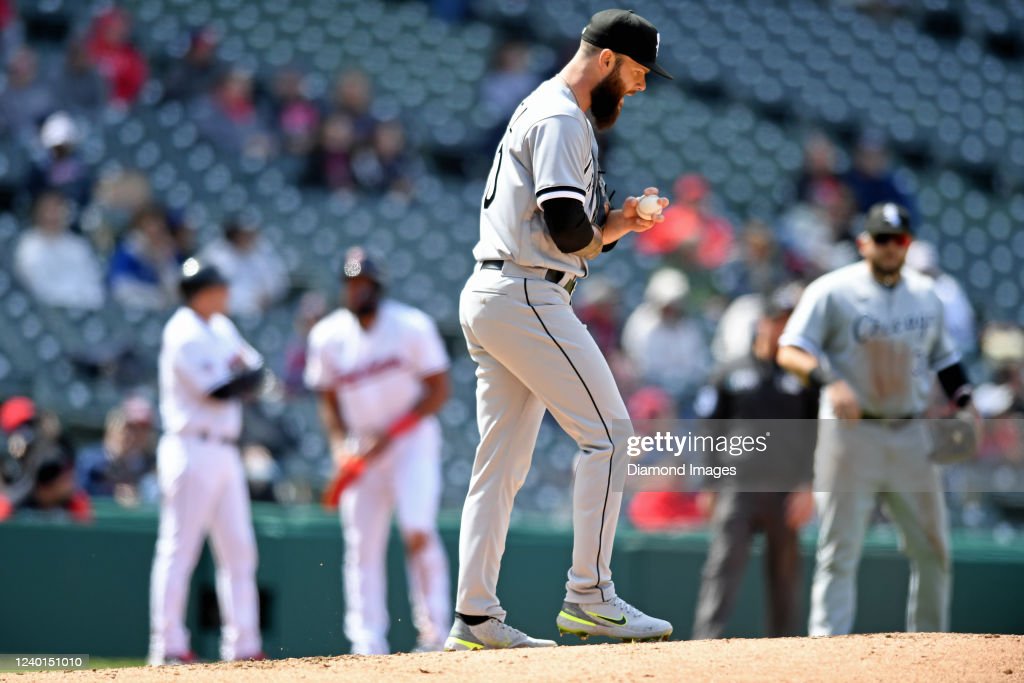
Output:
[447, 9, 675, 650]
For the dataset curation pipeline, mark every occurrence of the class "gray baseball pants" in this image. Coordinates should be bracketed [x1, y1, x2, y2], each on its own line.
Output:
[455, 263, 631, 620]
[809, 419, 950, 635]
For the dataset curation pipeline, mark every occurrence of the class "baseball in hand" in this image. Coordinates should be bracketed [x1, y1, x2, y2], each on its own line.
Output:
[636, 194, 664, 220]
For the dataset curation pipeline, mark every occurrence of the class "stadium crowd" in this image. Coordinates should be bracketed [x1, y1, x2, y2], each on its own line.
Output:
[0, 0, 1021, 539]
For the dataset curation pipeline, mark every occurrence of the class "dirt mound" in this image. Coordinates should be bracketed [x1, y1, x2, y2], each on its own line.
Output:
[24, 633, 1024, 682]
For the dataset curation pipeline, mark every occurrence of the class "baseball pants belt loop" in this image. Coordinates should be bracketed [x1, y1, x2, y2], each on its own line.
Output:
[479, 260, 577, 295]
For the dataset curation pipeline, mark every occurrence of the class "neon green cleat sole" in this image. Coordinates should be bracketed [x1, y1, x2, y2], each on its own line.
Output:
[558, 628, 670, 643]
[557, 627, 591, 640]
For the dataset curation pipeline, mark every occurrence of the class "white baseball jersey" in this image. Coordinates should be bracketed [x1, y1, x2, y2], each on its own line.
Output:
[305, 300, 450, 436]
[473, 77, 608, 278]
[158, 306, 263, 439]
[306, 299, 452, 654]
[779, 261, 959, 418]
[151, 305, 263, 663]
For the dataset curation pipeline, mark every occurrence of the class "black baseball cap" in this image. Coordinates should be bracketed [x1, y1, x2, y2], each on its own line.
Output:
[179, 257, 228, 300]
[341, 246, 386, 285]
[582, 9, 672, 79]
[763, 282, 803, 318]
[864, 202, 913, 236]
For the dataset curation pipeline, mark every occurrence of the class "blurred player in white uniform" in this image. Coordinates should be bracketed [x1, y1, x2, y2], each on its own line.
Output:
[306, 247, 451, 654]
[149, 259, 266, 665]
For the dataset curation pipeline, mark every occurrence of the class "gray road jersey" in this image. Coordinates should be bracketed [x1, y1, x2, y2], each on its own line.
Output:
[472, 78, 606, 278]
[779, 261, 960, 418]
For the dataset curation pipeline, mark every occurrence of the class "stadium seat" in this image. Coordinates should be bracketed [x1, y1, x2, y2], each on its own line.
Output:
[4, 0, 1006, 512]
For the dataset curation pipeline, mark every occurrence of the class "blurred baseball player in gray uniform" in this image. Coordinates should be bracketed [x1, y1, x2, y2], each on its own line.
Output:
[777, 203, 977, 636]
[446, 9, 674, 650]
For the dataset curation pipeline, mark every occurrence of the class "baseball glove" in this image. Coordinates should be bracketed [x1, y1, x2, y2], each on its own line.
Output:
[929, 410, 979, 464]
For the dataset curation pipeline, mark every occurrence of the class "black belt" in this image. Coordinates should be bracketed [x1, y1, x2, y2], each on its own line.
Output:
[861, 413, 916, 421]
[861, 413, 917, 428]
[187, 431, 238, 446]
[480, 260, 577, 295]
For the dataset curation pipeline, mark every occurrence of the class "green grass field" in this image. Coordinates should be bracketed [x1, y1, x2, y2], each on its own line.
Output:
[0, 658, 146, 673]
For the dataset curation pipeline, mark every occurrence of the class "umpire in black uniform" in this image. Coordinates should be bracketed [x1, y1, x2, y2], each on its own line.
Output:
[691, 284, 818, 639]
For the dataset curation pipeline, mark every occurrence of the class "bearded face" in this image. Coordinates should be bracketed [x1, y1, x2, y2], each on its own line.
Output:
[859, 234, 910, 280]
[345, 276, 382, 317]
[590, 60, 628, 131]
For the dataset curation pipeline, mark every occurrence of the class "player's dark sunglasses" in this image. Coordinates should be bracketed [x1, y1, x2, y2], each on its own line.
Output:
[872, 233, 911, 247]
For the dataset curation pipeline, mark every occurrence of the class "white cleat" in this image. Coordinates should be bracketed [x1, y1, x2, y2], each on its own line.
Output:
[411, 639, 447, 653]
[444, 617, 558, 651]
[557, 597, 673, 642]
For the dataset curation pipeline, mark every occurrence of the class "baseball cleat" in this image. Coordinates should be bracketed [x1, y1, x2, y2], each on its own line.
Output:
[557, 597, 673, 642]
[236, 651, 267, 662]
[443, 617, 558, 651]
[149, 651, 198, 666]
[412, 639, 447, 653]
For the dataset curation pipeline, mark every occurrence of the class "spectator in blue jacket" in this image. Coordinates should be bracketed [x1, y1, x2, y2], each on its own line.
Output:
[108, 203, 182, 309]
[27, 112, 94, 213]
[843, 131, 919, 229]
[76, 397, 158, 506]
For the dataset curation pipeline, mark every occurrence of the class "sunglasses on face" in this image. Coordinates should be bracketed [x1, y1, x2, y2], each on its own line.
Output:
[872, 233, 911, 247]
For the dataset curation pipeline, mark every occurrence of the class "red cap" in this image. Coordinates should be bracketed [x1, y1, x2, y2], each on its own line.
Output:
[68, 491, 93, 523]
[628, 386, 671, 421]
[0, 397, 36, 433]
[674, 173, 709, 204]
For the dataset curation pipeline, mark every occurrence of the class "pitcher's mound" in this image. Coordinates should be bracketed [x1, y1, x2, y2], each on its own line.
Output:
[41, 633, 1024, 682]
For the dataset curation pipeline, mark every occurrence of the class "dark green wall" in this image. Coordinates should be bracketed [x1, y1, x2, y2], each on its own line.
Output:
[0, 502, 1022, 658]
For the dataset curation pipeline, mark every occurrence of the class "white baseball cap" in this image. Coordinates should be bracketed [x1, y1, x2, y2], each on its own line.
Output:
[645, 268, 689, 307]
[40, 111, 79, 149]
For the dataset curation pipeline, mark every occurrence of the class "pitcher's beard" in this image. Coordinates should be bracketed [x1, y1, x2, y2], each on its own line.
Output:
[591, 69, 627, 131]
